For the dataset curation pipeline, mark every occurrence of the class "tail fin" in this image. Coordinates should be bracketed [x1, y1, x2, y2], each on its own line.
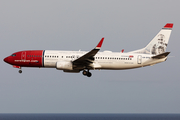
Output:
[129, 23, 173, 55]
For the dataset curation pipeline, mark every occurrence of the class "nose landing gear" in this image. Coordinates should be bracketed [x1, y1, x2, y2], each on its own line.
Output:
[19, 69, 22, 73]
[82, 69, 92, 77]
[13, 65, 22, 74]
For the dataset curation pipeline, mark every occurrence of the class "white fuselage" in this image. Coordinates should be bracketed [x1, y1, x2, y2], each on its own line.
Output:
[43, 50, 166, 70]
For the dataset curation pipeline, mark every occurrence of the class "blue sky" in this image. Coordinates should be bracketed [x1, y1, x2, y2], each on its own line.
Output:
[0, 0, 180, 113]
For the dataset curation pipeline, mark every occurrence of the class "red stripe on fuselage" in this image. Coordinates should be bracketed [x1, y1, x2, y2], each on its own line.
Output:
[6, 50, 44, 67]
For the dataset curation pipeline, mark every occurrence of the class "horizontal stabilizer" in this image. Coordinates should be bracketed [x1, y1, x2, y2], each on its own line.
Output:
[152, 52, 170, 59]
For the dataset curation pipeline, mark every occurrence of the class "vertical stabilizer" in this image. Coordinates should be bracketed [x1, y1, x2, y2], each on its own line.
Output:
[129, 23, 173, 55]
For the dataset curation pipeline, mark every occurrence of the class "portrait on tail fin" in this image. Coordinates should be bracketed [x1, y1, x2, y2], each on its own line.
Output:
[151, 34, 167, 55]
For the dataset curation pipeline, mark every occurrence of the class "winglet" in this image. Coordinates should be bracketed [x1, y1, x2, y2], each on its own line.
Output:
[164, 23, 173, 29]
[96, 37, 104, 49]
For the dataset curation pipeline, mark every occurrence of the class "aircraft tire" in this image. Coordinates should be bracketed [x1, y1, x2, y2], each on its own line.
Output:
[82, 70, 87, 76]
[87, 72, 92, 77]
[19, 70, 22, 73]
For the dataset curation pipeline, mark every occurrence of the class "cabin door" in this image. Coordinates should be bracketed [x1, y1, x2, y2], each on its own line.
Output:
[21, 52, 26, 60]
[137, 55, 142, 64]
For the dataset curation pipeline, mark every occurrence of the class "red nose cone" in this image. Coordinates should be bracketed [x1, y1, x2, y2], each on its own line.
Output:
[4, 57, 9, 63]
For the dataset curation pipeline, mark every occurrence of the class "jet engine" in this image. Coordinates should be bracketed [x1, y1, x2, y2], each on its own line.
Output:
[56, 61, 73, 70]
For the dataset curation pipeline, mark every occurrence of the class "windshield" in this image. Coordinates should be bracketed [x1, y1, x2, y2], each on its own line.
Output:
[11, 54, 16, 57]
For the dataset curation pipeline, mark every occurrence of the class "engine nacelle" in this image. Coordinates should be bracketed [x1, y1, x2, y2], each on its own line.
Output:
[56, 61, 73, 70]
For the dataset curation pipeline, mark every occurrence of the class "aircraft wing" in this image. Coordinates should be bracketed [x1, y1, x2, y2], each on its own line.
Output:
[72, 38, 104, 66]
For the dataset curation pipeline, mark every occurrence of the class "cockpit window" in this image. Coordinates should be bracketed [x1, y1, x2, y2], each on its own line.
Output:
[11, 54, 16, 57]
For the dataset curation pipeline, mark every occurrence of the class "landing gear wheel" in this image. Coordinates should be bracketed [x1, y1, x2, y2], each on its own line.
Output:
[19, 70, 22, 74]
[87, 72, 92, 77]
[82, 70, 92, 77]
[82, 70, 87, 76]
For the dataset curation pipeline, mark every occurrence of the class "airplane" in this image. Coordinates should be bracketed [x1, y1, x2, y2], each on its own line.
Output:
[4, 23, 173, 77]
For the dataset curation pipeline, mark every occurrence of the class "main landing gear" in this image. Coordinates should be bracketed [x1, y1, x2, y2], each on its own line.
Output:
[82, 69, 92, 77]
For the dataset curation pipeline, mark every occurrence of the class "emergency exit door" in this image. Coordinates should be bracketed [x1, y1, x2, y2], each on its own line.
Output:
[137, 55, 142, 64]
